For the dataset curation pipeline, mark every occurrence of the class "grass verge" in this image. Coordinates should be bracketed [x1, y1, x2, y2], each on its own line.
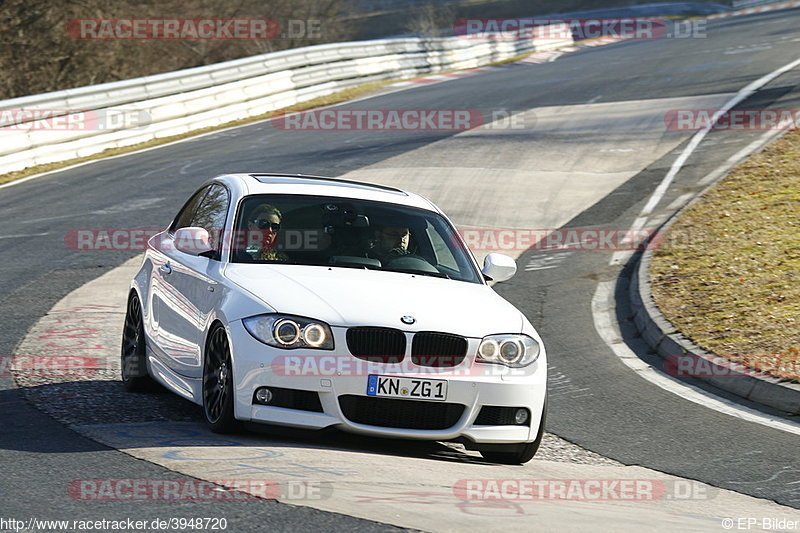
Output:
[650, 130, 800, 382]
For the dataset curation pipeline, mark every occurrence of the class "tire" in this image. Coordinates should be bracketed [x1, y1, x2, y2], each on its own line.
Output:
[203, 325, 238, 433]
[120, 293, 154, 392]
[479, 401, 547, 465]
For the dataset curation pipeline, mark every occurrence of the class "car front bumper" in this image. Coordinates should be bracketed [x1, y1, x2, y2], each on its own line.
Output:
[228, 321, 547, 444]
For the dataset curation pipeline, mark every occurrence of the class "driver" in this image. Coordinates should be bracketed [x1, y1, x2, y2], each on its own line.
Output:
[368, 225, 411, 263]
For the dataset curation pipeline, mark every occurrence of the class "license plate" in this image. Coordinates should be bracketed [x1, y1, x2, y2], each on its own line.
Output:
[367, 375, 448, 401]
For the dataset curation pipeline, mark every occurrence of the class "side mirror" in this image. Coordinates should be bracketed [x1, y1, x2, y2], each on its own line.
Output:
[173, 227, 214, 256]
[482, 253, 517, 282]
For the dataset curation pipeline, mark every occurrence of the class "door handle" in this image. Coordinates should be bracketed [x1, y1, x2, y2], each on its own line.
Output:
[159, 263, 172, 275]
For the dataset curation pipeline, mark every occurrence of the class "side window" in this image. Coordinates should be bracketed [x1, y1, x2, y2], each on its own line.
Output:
[190, 184, 230, 252]
[172, 187, 209, 231]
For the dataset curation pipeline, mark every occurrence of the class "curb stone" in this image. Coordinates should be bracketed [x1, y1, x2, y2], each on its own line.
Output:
[629, 209, 800, 415]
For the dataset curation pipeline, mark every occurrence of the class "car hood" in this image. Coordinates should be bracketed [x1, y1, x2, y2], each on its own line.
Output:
[224, 264, 524, 337]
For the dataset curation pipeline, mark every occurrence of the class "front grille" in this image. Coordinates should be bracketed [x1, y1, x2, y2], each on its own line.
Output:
[346, 327, 406, 363]
[474, 406, 530, 426]
[338, 395, 465, 430]
[411, 331, 468, 367]
[252, 387, 323, 412]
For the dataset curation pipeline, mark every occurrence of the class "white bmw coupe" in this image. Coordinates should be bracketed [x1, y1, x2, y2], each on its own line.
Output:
[122, 174, 547, 464]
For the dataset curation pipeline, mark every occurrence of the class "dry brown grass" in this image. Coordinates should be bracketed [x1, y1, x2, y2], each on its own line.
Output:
[650, 130, 800, 381]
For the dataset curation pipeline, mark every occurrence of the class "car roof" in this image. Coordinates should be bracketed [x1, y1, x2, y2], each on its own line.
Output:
[216, 173, 439, 212]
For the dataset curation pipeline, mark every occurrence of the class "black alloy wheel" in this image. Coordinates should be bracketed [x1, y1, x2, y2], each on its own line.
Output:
[203, 326, 238, 433]
[121, 293, 153, 392]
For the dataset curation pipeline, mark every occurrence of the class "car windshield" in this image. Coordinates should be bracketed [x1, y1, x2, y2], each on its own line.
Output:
[230, 194, 482, 284]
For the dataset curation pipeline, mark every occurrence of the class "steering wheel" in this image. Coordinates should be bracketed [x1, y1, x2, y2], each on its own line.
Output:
[383, 253, 439, 273]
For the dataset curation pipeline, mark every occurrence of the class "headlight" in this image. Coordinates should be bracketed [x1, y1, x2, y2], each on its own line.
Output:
[243, 314, 334, 350]
[476, 334, 539, 367]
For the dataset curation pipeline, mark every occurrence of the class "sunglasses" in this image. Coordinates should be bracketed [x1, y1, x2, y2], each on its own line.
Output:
[251, 219, 281, 231]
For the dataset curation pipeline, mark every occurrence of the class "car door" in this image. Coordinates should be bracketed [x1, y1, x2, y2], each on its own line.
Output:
[156, 184, 229, 378]
[147, 186, 208, 353]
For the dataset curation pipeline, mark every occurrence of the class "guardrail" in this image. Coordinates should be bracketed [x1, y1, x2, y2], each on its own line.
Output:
[0, 27, 572, 176]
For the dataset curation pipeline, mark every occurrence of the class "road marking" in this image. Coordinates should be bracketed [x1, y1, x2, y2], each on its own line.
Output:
[525, 252, 573, 272]
[697, 119, 794, 187]
[178, 160, 204, 175]
[592, 281, 800, 436]
[91, 197, 163, 215]
[638, 57, 800, 220]
[611, 57, 800, 267]
[0, 232, 50, 240]
[665, 192, 695, 212]
[616, 108, 796, 261]
[609, 213, 672, 266]
[724, 43, 774, 54]
[601, 104, 800, 413]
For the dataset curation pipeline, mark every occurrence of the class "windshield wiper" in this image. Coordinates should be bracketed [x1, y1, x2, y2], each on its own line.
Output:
[384, 268, 450, 279]
[295, 261, 382, 271]
[329, 263, 381, 271]
[258, 261, 444, 277]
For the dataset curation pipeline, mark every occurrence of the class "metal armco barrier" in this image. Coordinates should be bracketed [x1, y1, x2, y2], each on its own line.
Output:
[0, 28, 572, 175]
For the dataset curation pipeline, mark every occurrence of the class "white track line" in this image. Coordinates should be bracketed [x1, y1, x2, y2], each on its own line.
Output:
[597, 59, 800, 429]
[636, 57, 800, 221]
[592, 281, 800, 436]
[611, 57, 800, 266]
[696, 118, 795, 187]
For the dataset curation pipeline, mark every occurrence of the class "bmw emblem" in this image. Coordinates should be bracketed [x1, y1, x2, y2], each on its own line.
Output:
[401, 315, 416, 325]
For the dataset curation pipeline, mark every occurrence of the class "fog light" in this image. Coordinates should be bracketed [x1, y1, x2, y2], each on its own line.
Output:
[255, 387, 273, 405]
[514, 408, 529, 425]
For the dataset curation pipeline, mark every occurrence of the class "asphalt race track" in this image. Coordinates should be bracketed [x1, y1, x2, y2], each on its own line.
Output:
[1, 7, 800, 531]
